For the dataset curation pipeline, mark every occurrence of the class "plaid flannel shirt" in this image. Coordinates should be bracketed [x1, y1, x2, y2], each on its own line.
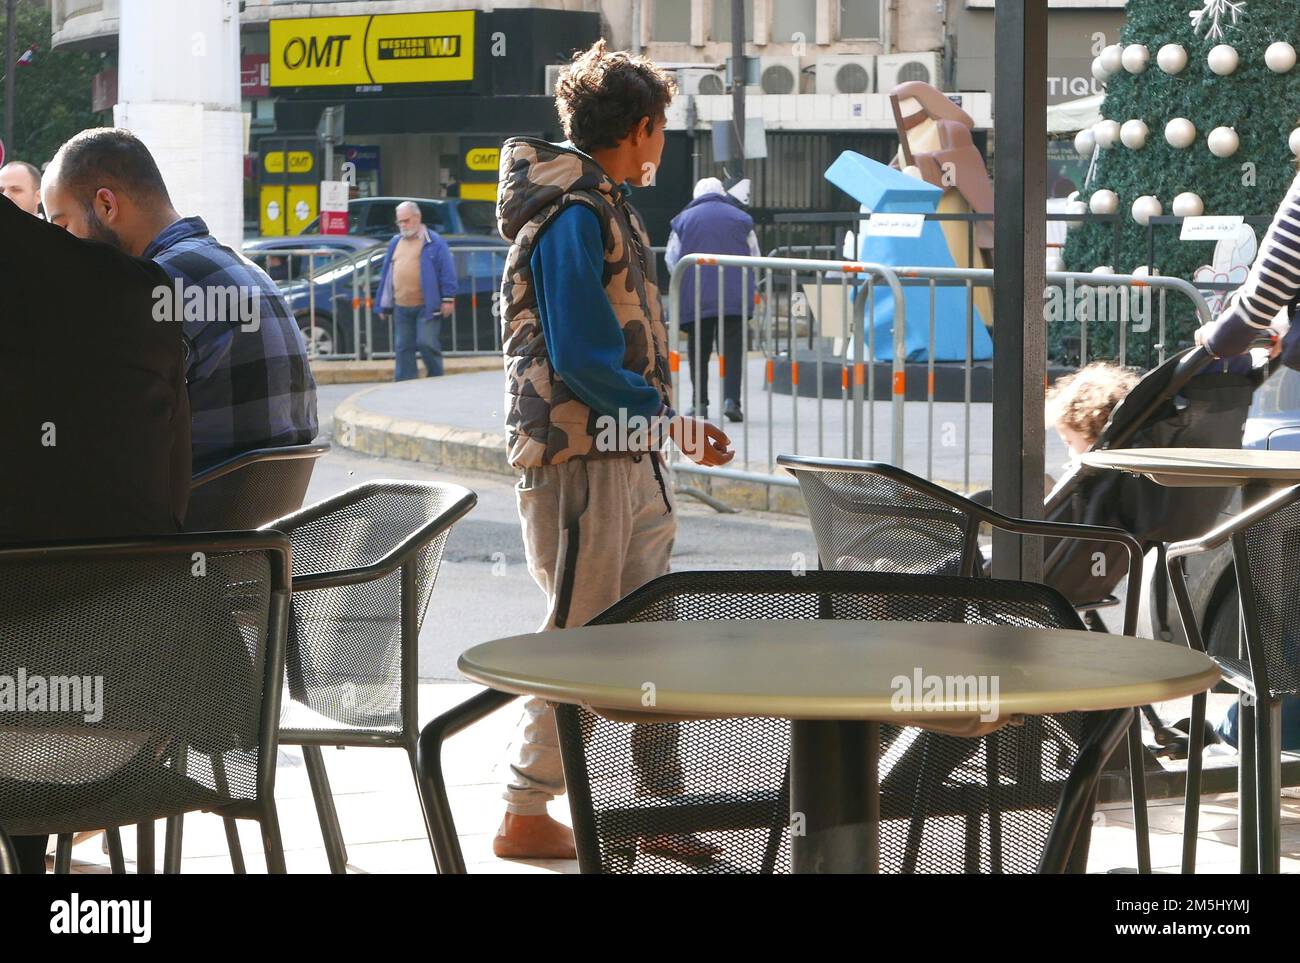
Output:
[145, 217, 318, 472]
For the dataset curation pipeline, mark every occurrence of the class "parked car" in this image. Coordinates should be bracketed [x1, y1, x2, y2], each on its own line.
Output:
[278, 234, 508, 357]
[242, 234, 383, 282]
[299, 196, 499, 239]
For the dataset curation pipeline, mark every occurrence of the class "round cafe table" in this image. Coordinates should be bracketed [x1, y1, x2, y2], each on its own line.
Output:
[1079, 447, 1300, 489]
[459, 618, 1219, 873]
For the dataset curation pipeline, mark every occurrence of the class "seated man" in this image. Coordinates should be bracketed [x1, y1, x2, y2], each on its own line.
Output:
[0, 191, 192, 872]
[43, 128, 319, 471]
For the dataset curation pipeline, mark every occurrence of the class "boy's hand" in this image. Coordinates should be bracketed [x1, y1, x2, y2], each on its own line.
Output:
[669, 415, 734, 467]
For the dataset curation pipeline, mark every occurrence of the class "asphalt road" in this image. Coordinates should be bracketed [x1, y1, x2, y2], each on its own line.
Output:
[310, 384, 820, 681]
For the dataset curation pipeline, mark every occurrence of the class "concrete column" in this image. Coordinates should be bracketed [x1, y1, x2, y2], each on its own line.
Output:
[114, 0, 243, 246]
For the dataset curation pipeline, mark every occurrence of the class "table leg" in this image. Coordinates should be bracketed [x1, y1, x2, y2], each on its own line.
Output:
[790, 719, 879, 874]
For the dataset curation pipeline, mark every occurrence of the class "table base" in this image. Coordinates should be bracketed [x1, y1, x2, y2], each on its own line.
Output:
[790, 720, 880, 874]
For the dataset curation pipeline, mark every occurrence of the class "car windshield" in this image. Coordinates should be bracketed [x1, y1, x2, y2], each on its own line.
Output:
[304, 248, 386, 285]
[456, 200, 498, 233]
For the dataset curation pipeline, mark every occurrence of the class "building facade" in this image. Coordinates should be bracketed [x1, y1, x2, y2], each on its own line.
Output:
[49, 0, 1123, 242]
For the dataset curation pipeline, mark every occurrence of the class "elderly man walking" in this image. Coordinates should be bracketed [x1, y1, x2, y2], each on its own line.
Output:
[377, 201, 458, 380]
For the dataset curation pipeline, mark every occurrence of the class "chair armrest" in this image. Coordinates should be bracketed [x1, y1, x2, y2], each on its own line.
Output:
[262, 480, 476, 590]
[777, 455, 1145, 633]
[1166, 483, 1300, 562]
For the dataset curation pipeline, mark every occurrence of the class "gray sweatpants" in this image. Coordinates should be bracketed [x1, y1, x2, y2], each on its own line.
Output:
[504, 452, 677, 815]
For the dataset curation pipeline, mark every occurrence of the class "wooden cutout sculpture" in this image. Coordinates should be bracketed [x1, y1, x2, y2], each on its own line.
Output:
[889, 81, 995, 323]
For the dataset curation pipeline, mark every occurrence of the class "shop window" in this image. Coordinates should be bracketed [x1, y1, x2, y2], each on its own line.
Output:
[772, 0, 816, 46]
[840, 0, 882, 40]
[712, 0, 753, 42]
[653, 0, 692, 43]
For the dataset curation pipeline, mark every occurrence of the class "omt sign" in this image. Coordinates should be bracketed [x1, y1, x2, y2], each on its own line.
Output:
[270, 11, 476, 88]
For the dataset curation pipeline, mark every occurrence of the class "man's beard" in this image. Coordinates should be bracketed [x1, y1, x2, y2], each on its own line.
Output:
[399, 227, 418, 239]
[84, 205, 124, 251]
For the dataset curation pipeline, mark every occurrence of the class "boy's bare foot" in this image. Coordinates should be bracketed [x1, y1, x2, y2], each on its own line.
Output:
[493, 812, 577, 860]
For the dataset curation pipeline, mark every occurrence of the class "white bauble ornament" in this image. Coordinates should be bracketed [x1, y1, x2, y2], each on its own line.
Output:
[1091, 56, 1112, 83]
[1089, 190, 1119, 215]
[1066, 200, 1088, 216]
[1094, 120, 1121, 149]
[1266, 42, 1297, 74]
[1131, 265, 1159, 278]
[1092, 265, 1115, 275]
[1073, 128, 1096, 157]
[1122, 44, 1150, 74]
[1172, 192, 1205, 217]
[1131, 195, 1163, 226]
[1208, 44, 1239, 76]
[1157, 44, 1188, 75]
[1046, 254, 1066, 273]
[1289, 128, 1300, 158]
[1207, 126, 1240, 158]
[1121, 119, 1149, 150]
[1099, 44, 1124, 75]
[901, 165, 923, 180]
[1165, 118, 1197, 149]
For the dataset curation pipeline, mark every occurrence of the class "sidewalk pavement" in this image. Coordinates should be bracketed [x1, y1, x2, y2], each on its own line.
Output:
[332, 355, 1071, 513]
[55, 681, 1300, 874]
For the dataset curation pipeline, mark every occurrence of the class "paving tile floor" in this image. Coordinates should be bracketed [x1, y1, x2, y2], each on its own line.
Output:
[55, 683, 1293, 875]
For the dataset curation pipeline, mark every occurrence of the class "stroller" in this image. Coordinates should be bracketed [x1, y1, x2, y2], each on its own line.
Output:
[1030, 345, 1271, 752]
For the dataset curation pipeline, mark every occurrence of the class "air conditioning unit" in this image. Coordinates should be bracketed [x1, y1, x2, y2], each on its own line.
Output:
[544, 64, 566, 95]
[676, 66, 727, 96]
[877, 52, 944, 93]
[814, 55, 876, 95]
[756, 56, 803, 95]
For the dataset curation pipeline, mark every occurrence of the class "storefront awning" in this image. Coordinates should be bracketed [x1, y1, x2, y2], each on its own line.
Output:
[1046, 93, 1103, 135]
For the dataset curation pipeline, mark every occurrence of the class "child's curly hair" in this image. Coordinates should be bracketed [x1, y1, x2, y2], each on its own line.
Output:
[555, 39, 677, 153]
[1045, 362, 1141, 448]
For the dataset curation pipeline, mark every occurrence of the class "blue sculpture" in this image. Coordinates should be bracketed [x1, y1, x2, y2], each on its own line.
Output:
[825, 150, 993, 362]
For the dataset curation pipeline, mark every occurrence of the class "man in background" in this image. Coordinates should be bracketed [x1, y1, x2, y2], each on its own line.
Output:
[0, 160, 43, 217]
[377, 201, 458, 381]
[0, 192, 191, 872]
[42, 127, 318, 471]
[665, 176, 760, 423]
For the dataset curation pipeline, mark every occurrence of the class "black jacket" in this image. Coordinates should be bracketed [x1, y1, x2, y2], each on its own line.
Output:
[0, 194, 191, 541]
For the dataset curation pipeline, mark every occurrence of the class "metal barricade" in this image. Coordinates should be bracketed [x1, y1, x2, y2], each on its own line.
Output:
[666, 253, 906, 498]
[249, 245, 369, 361]
[665, 254, 1215, 506]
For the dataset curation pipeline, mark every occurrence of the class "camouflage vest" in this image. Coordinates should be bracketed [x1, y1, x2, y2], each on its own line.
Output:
[500, 184, 672, 468]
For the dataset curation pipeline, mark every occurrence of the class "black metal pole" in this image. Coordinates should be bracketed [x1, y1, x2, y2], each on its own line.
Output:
[790, 719, 879, 873]
[991, 0, 1048, 580]
[4, 0, 15, 157]
[730, 0, 745, 182]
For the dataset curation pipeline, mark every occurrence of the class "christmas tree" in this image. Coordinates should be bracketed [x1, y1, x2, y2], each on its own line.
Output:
[1060, 0, 1300, 360]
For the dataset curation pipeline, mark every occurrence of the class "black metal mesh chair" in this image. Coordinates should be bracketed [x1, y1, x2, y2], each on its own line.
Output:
[552, 569, 1131, 874]
[0, 533, 291, 874]
[272, 480, 476, 873]
[148, 443, 326, 871]
[186, 443, 329, 532]
[1168, 483, 1300, 874]
[776, 455, 1153, 872]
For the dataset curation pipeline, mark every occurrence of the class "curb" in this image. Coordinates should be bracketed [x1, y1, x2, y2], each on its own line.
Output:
[334, 389, 513, 476]
[310, 356, 501, 385]
[331, 391, 811, 515]
[333, 388, 981, 516]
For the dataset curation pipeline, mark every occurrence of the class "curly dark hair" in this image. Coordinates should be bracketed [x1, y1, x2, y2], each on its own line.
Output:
[555, 39, 677, 153]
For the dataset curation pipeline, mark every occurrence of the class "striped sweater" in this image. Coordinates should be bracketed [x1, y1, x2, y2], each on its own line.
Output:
[1205, 169, 1300, 365]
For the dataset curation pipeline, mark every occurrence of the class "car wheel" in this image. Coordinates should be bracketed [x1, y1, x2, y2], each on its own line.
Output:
[1204, 585, 1239, 694]
[297, 314, 338, 358]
